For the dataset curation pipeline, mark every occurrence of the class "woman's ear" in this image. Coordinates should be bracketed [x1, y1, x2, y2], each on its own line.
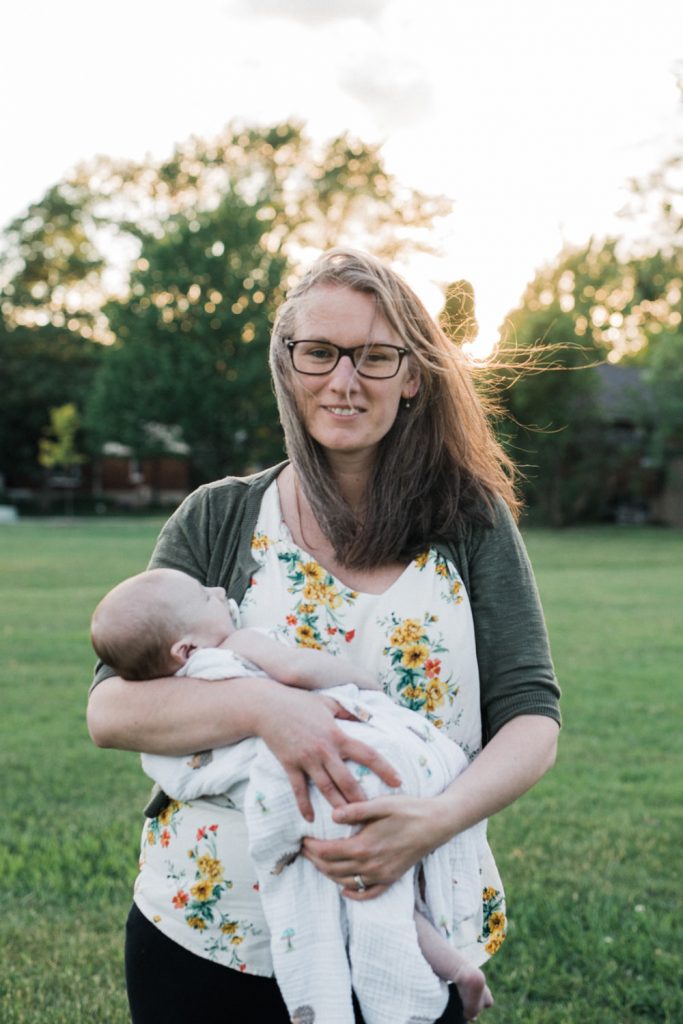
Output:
[170, 638, 197, 665]
[402, 374, 420, 401]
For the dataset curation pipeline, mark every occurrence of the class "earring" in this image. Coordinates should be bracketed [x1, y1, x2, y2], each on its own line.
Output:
[403, 398, 412, 409]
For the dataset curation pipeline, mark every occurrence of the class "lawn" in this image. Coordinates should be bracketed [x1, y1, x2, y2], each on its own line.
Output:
[1, 520, 681, 1023]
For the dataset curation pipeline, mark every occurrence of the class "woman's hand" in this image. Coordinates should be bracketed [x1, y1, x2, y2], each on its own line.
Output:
[255, 687, 402, 822]
[301, 715, 560, 899]
[301, 794, 438, 900]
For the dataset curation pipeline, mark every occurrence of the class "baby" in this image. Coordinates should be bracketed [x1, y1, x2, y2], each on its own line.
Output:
[91, 568, 494, 1024]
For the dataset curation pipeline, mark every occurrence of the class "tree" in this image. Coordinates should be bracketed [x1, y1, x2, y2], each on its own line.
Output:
[85, 191, 288, 481]
[1, 120, 449, 484]
[0, 320, 100, 487]
[644, 332, 683, 457]
[0, 181, 108, 339]
[38, 403, 85, 474]
[497, 240, 660, 524]
[1, 121, 448, 338]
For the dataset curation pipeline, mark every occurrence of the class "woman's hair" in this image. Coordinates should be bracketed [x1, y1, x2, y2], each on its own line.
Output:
[269, 247, 520, 569]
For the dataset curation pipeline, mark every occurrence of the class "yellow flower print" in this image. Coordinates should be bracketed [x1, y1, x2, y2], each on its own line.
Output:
[299, 638, 323, 650]
[146, 830, 156, 846]
[488, 912, 506, 934]
[296, 624, 317, 643]
[221, 921, 238, 935]
[302, 581, 327, 603]
[299, 603, 316, 614]
[301, 560, 325, 581]
[187, 916, 207, 931]
[436, 561, 450, 578]
[482, 887, 498, 902]
[230, 935, 244, 945]
[425, 678, 447, 711]
[190, 879, 214, 902]
[415, 551, 429, 569]
[401, 643, 429, 669]
[325, 589, 343, 610]
[403, 684, 426, 702]
[451, 580, 462, 597]
[484, 932, 505, 955]
[251, 533, 271, 551]
[390, 619, 424, 648]
[158, 800, 182, 826]
[196, 855, 223, 882]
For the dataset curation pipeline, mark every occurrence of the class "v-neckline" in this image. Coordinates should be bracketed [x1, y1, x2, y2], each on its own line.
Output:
[269, 481, 417, 600]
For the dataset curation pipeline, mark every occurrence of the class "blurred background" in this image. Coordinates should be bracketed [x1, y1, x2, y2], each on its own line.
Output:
[2, 0, 683, 526]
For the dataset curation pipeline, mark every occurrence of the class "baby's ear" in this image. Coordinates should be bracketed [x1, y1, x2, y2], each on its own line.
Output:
[170, 638, 196, 665]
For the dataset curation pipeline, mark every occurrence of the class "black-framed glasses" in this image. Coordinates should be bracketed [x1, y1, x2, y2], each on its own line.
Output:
[284, 339, 408, 379]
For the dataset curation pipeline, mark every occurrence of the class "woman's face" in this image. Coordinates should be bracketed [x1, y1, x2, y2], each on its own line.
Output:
[288, 285, 419, 469]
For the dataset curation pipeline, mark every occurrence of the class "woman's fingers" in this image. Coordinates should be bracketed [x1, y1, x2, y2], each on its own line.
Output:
[303, 755, 365, 810]
[284, 766, 315, 822]
[338, 737, 402, 791]
[332, 797, 396, 826]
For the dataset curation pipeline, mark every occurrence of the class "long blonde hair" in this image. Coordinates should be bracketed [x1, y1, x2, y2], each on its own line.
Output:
[269, 248, 519, 568]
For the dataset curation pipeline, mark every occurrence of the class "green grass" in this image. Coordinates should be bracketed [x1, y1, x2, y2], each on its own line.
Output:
[1, 521, 681, 1022]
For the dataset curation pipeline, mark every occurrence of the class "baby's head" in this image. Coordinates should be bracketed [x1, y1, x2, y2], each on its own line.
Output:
[91, 568, 236, 680]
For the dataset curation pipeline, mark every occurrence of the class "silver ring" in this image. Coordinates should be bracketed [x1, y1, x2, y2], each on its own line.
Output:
[353, 873, 366, 892]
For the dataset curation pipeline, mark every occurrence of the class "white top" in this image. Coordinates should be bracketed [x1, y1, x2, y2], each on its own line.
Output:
[133, 481, 506, 975]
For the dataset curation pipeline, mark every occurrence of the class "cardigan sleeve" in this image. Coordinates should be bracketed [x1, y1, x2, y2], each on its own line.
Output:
[461, 500, 561, 742]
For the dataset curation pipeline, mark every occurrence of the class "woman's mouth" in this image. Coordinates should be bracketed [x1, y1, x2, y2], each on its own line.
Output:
[325, 406, 359, 417]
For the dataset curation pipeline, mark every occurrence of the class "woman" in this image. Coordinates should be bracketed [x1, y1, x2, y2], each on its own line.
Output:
[88, 248, 560, 1023]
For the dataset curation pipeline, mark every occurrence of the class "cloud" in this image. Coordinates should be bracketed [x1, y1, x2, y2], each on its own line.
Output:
[338, 56, 434, 129]
[227, 0, 391, 24]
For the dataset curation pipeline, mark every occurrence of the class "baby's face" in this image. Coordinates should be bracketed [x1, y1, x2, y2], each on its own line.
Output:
[168, 572, 236, 646]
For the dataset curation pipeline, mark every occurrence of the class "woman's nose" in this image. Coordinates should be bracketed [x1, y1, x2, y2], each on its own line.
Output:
[328, 351, 359, 389]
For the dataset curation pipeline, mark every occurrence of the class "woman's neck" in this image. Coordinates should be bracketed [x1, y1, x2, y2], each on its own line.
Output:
[323, 452, 373, 510]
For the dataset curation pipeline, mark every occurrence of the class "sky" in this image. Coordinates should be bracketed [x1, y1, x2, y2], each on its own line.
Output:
[3, 0, 683, 351]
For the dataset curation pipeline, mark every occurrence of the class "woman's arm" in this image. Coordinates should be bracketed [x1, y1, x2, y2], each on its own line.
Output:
[302, 714, 559, 898]
[87, 673, 401, 821]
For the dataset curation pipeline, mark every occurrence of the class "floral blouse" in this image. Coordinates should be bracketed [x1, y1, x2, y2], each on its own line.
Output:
[134, 482, 506, 974]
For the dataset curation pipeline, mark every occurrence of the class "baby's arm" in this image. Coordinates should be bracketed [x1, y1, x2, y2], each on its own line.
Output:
[225, 629, 379, 691]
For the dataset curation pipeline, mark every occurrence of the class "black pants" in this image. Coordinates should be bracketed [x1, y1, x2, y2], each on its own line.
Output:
[125, 903, 466, 1023]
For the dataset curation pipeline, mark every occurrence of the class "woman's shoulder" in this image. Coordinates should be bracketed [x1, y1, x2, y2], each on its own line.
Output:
[433, 493, 522, 585]
[172, 462, 288, 522]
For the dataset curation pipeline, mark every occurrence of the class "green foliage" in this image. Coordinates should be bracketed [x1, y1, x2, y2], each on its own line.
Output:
[2, 521, 682, 1022]
[0, 120, 448, 484]
[85, 191, 287, 480]
[0, 322, 100, 486]
[644, 331, 683, 457]
[498, 238, 683, 522]
[38, 403, 85, 472]
[0, 182, 107, 337]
